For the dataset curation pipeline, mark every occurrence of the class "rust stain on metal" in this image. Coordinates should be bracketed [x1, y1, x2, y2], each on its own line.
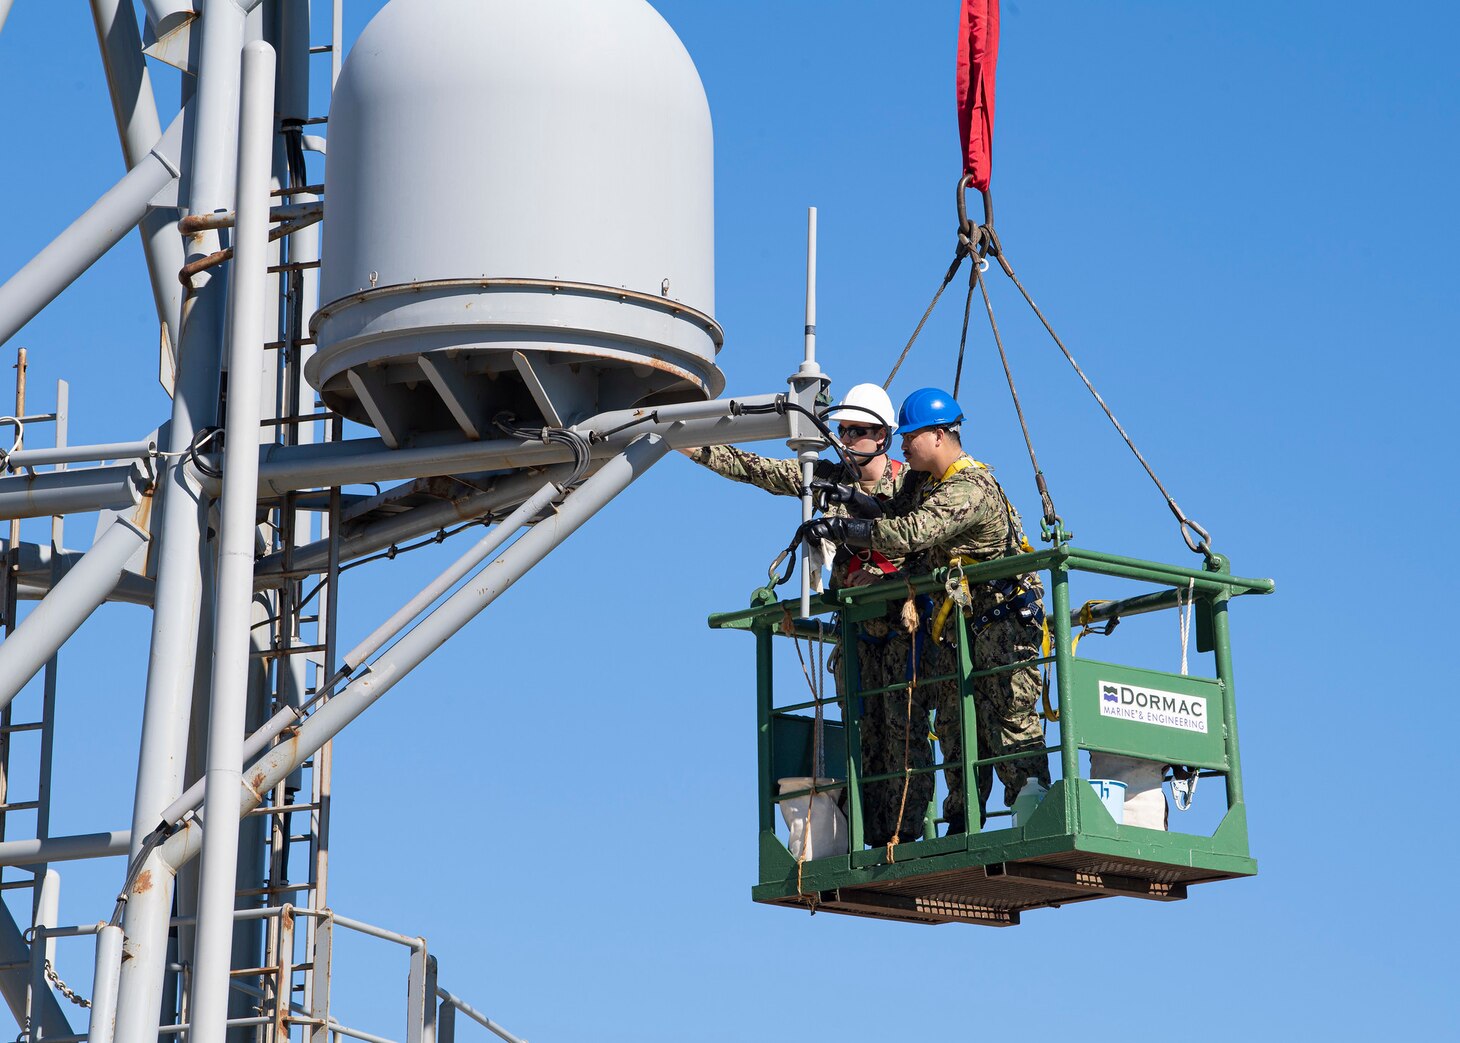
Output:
[133, 869, 153, 894]
[246, 769, 269, 798]
[132, 487, 157, 535]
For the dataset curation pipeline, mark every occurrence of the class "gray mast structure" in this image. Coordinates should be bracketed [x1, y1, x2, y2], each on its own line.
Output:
[0, 2, 828, 1042]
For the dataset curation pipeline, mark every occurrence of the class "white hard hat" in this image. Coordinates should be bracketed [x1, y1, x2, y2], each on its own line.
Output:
[827, 383, 896, 432]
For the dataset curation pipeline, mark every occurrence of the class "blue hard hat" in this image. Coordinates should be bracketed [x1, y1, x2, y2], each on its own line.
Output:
[897, 387, 964, 434]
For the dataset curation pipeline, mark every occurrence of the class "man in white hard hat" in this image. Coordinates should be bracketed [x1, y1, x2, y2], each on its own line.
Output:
[682, 383, 934, 847]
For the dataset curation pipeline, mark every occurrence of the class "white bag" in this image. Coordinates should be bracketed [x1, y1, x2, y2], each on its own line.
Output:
[1089, 754, 1167, 830]
[777, 777, 848, 860]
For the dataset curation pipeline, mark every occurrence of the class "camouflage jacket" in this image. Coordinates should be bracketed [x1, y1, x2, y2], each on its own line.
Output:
[873, 456, 1043, 617]
[687, 445, 908, 588]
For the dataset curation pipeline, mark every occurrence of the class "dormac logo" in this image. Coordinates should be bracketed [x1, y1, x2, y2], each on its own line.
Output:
[1096, 679, 1208, 734]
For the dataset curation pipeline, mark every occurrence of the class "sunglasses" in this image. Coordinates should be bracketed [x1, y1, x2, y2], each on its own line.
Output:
[837, 424, 882, 441]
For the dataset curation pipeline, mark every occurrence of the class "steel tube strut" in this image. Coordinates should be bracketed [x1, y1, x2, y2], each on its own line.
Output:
[114, 1, 250, 1040]
[0, 516, 149, 711]
[251, 464, 580, 585]
[0, 463, 150, 521]
[188, 40, 275, 1043]
[87, 925, 125, 1043]
[238, 399, 790, 497]
[138, 433, 671, 886]
[0, 115, 183, 348]
[7, 439, 155, 468]
[341, 479, 565, 674]
[0, 830, 130, 867]
[89, 0, 185, 355]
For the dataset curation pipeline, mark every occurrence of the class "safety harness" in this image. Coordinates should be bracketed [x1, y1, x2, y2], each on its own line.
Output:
[924, 456, 1043, 643]
[845, 459, 904, 583]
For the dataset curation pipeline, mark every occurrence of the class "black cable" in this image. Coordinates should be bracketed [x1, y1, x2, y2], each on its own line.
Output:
[293, 517, 491, 618]
[973, 262, 1060, 532]
[494, 413, 592, 486]
[952, 260, 978, 399]
[883, 245, 970, 390]
[188, 426, 224, 479]
[988, 245, 1213, 558]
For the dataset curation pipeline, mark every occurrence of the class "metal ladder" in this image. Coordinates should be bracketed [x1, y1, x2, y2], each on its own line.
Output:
[0, 352, 78, 1033]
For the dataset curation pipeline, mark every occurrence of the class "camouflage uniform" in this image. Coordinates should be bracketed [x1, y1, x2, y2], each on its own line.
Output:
[687, 445, 932, 845]
[874, 457, 1051, 830]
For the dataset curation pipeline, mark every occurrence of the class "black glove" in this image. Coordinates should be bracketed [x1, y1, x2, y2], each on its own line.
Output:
[809, 479, 884, 519]
[801, 516, 875, 550]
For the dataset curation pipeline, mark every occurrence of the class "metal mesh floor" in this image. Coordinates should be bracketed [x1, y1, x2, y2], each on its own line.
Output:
[758, 850, 1244, 927]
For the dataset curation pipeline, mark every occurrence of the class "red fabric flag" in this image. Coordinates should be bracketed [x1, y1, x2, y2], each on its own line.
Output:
[956, 0, 1000, 192]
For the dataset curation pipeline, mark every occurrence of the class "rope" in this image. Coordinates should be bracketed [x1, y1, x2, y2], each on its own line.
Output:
[886, 621, 918, 864]
[1178, 577, 1195, 676]
[973, 261, 1060, 531]
[883, 246, 969, 390]
[988, 244, 1214, 559]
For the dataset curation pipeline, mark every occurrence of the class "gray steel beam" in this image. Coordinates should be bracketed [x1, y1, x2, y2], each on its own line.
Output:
[0, 516, 149, 712]
[251, 464, 580, 585]
[0, 115, 183, 349]
[136, 433, 672, 894]
[0, 463, 150, 521]
[189, 42, 274, 1043]
[87, 926, 125, 1043]
[237, 396, 790, 497]
[90, 0, 185, 358]
[6, 540, 155, 608]
[115, 0, 251, 1040]
[0, 830, 130, 867]
[6, 439, 155, 469]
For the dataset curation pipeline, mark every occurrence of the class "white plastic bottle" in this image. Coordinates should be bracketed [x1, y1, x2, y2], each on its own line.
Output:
[1011, 778, 1047, 828]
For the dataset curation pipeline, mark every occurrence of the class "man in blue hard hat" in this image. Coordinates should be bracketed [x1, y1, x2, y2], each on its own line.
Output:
[803, 387, 1051, 832]
[681, 383, 934, 847]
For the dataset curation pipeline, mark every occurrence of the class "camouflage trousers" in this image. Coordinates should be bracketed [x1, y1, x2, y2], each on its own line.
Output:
[928, 618, 1051, 831]
[836, 617, 934, 848]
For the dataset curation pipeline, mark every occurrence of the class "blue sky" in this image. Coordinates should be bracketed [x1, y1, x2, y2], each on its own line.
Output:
[1, 1, 1457, 1040]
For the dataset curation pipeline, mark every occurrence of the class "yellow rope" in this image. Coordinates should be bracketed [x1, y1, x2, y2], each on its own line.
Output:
[1039, 618, 1060, 722]
[885, 602, 921, 865]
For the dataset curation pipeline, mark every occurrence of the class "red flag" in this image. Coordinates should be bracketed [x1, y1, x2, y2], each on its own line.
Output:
[957, 0, 1000, 192]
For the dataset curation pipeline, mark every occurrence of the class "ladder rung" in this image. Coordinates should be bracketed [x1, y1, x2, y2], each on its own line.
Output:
[0, 801, 40, 812]
[248, 803, 320, 816]
[235, 883, 313, 898]
[0, 879, 36, 891]
[268, 261, 321, 274]
[250, 644, 327, 660]
[229, 965, 278, 978]
[308, 45, 333, 54]
[0, 722, 44, 734]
